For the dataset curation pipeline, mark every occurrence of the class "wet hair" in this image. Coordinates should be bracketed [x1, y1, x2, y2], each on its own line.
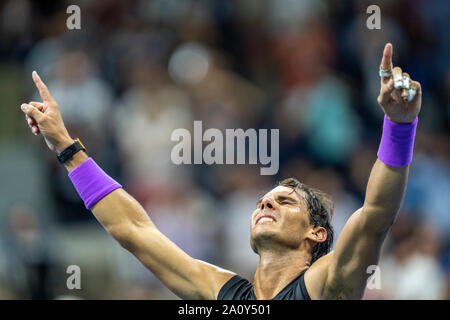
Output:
[278, 178, 334, 263]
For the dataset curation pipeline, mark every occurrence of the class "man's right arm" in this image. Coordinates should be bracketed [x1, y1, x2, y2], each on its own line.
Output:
[21, 71, 235, 300]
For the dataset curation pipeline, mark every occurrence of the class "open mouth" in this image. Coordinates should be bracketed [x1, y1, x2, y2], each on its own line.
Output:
[255, 215, 277, 225]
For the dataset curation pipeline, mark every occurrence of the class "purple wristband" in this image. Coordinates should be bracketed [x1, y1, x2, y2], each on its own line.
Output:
[377, 115, 418, 167]
[68, 158, 122, 209]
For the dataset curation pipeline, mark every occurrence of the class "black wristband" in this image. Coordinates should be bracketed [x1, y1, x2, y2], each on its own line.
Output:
[57, 138, 86, 164]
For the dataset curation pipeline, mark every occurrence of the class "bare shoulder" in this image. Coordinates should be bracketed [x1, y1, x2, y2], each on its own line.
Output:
[196, 260, 236, 299]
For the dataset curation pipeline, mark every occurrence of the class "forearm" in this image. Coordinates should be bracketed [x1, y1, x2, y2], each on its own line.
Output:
[64, 150, 155, 246]
[93, 189, 156, 248]
[362, 159, 409, 232]
[360, 109, 418, 233]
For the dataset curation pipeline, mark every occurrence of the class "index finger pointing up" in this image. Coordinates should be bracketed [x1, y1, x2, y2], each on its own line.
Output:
[32, 71, 53, 103]
[380, 43, 393, 70]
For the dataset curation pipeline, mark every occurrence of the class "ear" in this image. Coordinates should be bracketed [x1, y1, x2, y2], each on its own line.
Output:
[306, 226, 327, 244]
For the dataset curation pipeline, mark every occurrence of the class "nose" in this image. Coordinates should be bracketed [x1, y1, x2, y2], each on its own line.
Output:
[261, 197, 275, 210]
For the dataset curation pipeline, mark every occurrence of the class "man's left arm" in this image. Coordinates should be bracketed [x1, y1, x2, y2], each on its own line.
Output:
[307, 43, 422, 299]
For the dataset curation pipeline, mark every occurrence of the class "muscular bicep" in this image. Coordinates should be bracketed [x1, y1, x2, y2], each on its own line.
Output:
[123, 225, 235, 300]
[323, 208, 385, 299]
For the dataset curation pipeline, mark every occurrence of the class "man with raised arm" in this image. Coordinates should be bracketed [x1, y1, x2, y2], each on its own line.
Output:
[20, 43, 421, 300]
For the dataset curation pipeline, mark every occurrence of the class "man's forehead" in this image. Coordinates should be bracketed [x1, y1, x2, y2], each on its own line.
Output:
[264, 186, 303, 200]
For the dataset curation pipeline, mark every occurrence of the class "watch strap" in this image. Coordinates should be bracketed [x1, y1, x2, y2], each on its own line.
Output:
[57, 138, 86, 164]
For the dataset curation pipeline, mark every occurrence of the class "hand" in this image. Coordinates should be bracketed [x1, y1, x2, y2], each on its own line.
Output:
[377, 43, 422, 124]
[21, 71, 74, 153]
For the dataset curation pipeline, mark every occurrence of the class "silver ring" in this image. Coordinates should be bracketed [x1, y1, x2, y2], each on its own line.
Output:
[394, 73, 404, 90]
[407, 88, 416, 101]
[402, 76, 410, 90]
[379, 69, 392, 78]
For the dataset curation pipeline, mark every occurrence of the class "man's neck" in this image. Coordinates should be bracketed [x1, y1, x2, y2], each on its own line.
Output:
[253, 249, 311, 300]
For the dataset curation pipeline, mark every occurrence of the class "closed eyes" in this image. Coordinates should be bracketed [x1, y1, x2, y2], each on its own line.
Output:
[256, 196, 298, 208]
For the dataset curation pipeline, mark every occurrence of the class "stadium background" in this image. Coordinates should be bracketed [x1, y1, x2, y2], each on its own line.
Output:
[0, 0, 448, 299]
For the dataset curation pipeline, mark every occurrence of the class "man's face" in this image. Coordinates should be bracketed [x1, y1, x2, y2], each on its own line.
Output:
[250, 186, 312, 253]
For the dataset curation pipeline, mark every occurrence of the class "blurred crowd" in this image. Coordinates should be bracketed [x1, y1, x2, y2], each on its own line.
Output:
[0, 0, 449, 299]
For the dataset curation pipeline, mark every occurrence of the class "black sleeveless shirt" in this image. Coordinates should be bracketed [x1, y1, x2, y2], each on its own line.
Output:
[217, 271, 311, 300]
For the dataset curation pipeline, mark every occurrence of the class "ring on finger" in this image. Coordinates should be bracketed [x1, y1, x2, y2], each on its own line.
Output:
[407, 88, 416, 101]
[379, 68, 392, 78]
[402, 76, 410, 90]
[393, 73, 404, 89]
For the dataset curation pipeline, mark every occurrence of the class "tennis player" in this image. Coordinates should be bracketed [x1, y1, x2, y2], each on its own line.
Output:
[20, 43, 421, 300]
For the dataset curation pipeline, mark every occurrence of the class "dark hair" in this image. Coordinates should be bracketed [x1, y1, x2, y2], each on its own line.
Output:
[279, 178, 334, 263]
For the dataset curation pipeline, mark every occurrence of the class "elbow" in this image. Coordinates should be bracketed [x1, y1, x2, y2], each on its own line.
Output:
[107, 223, 152, 251]
[107, 225, 136, 250]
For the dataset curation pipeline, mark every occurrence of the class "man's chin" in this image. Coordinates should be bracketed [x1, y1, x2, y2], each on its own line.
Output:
[250, 228, 280, 252]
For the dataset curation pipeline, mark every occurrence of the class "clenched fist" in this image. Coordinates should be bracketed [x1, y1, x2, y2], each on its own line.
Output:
[21, 71, 74, 153]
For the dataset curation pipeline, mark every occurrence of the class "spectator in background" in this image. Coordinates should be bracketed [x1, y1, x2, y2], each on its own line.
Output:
[114, 47, 194, 189]
[2, 203, 56, 299]
[377, 219, 446, 300]
[403, 133, 450, 235]
[40, 50, 113, 151]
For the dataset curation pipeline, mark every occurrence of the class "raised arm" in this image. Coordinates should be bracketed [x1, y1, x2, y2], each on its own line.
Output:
[306, 43, 422, 299]
[20, 71, 235, 299]
[360, 43, 421, 230]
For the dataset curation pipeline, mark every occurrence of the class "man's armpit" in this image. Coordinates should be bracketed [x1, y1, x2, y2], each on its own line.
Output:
[322, 265, 371, 300]
[304, 252, 333, 300]
[322, 282, 358, 300]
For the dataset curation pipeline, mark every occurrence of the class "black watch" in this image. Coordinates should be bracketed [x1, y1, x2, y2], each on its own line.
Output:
[57, 138, 87, 164]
